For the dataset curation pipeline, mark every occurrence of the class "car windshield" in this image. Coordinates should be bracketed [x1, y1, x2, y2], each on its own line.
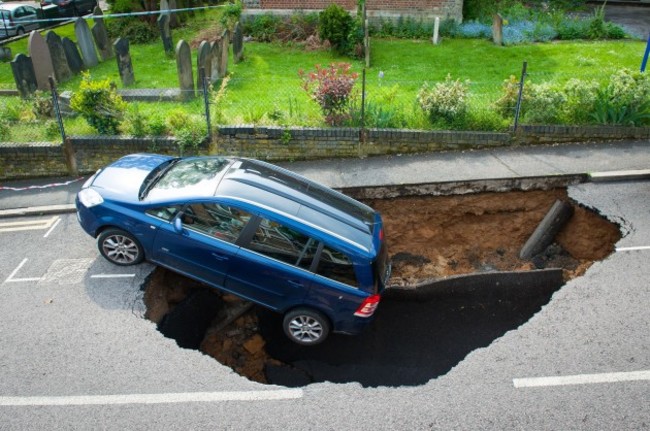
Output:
[146, 157, 230, 200]
[0, 10, 10, 19]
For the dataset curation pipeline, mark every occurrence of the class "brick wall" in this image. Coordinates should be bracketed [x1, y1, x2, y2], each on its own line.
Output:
[246, 0, 464, 20]
[1, 125, 649, 180]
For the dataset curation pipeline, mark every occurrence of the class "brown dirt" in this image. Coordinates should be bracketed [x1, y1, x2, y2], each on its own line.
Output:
[144, 188, 621, 384]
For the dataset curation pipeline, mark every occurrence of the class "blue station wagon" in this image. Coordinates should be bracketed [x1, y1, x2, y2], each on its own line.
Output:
[77, 154, 391, 345]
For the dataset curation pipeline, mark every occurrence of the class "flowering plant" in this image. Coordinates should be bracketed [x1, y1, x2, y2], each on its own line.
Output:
[299, 63, 358, 125]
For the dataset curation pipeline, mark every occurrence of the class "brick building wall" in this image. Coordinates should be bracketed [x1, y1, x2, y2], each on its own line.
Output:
[244, 0, 464, 21]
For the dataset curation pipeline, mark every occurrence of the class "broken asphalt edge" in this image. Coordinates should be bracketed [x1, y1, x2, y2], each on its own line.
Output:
[0, 169, 648, 219]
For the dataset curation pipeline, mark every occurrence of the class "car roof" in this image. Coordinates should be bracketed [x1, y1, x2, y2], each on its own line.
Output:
[216, 158, 378, 256]
[1, 3, 34, 9]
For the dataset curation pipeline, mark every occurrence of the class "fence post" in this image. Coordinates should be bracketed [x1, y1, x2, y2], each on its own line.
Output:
[360, 68, 366, 147]
[201, 67, 212, 143]
[513, 61, 527, 132]
[50, 76, 77, 175]
[641, 32, 650, 72]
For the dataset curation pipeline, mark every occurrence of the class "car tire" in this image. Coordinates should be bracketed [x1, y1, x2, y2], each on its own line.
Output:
[16, 28, 24, 35]
[98, 229, 144, 266]
[283, 308, 330, 346]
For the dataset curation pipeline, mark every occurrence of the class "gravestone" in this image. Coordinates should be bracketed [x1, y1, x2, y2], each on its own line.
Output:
[46, 31, 72, 83]
[75, 18, 99, 68]
[158, 13, 173, 55]
[196, 40, 211, 90]
[209, 41, 221, 83]
[11, 54, 38, 98]
[28, 31, 55, 90]
[92, 7, 113, 61]
[233, 21, 243, 63]
[114, 38, 135, 86]
[175, 40, 194, 100]
[432, 16, 440, 45]
[219, 29, 229, 77]
[62, 37, 85, 75]
[169, 0, 179, 28]
[493, 14, 503, 46]
[0, 47, 11, 62]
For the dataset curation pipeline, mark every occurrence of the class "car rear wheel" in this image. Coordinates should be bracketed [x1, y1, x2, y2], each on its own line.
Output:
[283, 308, 330, 346]
[98, 229, 144, 266]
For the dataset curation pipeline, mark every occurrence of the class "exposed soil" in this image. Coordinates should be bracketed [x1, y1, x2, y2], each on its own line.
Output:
[144, 188, 621, 384]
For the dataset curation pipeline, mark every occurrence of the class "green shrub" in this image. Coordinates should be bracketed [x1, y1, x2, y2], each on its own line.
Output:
[246, 14, 279, 42]
[220, 0, 242, 30]
[417, 75, 470, 124]
[562, 78, 600, 123]
[0, 118, 10, 141]
[299, 63, 359, 126]
[148, 114, 169, 136]
[32, 91, 54, 118]
[319, 3, 354, 54]
[175, 117, 206, 154]
[44, 120, 60, 140]
[70, 73, 127, 135]
[606, 68, 650, 111]
[124, 104, 148, 137]
[591, 89, 650, 126]
[523, 82, 566, 124]
[106, 18, 157, 44]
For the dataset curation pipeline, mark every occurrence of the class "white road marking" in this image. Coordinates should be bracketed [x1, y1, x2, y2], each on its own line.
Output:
[4, 258, 43, 283]
[616, 246, 650, 252]
[43, 217, 62, 238]
[0, 216, 59, 233]
[513, 370, 650, 388]
[90, 274, 136, 279]
[0, 389, 304, 406]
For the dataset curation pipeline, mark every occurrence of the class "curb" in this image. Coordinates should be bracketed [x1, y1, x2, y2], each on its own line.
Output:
[0, 170, 646, 219]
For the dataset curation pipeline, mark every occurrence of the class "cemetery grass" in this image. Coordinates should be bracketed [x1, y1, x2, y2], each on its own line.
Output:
[0, 28, 646, 139]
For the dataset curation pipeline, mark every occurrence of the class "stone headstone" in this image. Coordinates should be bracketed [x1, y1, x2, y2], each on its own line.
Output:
[28, 31, 55, 90]
[46, 31, 72, 83]
[62, 37, 85, 75]
[169, 0, 179, 28]
[432, 16, 440, 45]
[209, 41, 221, 83]
[219, 29, 230, 77]
[0, 46, 12, 62]
[493, 14, 503, 46]
[92, 7, 113, 61]
[75, 18, 99, 68]
[158, 13, 173, 55]
[175, 40, 194, 100]
[196, 40, 211, 90]
[10, 54, 38, 98]
[114, 38, 134, 86]
[233, 21, 244, 63]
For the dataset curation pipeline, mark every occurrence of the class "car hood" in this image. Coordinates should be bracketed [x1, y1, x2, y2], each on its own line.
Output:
[90, 153, 174, 201]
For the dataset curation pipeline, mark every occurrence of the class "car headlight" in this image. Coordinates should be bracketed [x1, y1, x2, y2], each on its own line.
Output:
[78, 188, 104, 208]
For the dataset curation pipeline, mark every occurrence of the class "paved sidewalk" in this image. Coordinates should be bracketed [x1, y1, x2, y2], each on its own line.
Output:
[0, 140, 648, 217]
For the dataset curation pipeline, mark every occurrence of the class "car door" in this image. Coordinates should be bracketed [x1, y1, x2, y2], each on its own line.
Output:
[224, 216, 317, 311]
[151, 202, 252, 288]
[21, 7, 38, 32]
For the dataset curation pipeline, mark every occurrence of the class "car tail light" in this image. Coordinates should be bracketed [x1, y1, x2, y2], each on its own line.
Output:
[354, 294, 381, 318]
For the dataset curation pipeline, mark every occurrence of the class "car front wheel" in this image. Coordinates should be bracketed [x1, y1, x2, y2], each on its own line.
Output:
[98, 229, 144, 266]
[283, 308, 330, 346]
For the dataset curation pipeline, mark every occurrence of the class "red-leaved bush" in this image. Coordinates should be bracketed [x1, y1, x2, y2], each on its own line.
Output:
[299, 63, 358, 126]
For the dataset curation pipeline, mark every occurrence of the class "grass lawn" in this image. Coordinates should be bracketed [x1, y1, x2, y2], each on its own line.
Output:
[0, 11, 646, 139]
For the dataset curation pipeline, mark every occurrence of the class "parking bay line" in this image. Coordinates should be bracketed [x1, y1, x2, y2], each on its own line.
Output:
[0, 389, 304, 407]
[0, 216, 59, 234]
[513, 370, 650, 388]
[616, 246, 650, 252]
[4, 258, 43, 283]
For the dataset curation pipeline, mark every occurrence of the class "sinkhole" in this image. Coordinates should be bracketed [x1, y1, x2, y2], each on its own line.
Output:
[143, 188, 621, 388]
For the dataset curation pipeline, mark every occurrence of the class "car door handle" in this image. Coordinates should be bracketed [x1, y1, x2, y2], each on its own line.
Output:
[211, 253, 229, 261]
[287, 280, 303, 288]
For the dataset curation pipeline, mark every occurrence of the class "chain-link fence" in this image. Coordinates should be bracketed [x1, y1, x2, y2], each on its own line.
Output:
[1, 62, 647, 146]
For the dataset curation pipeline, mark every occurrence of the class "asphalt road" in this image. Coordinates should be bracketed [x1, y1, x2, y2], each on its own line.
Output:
[0, 179, 647, 430]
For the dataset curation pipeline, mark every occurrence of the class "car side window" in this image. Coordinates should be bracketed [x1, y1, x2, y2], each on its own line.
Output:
[145, 205, 181, 221]
[183, 203, 251, 244]
[246, 218, 318, 270]
[316, 245, 358, 288]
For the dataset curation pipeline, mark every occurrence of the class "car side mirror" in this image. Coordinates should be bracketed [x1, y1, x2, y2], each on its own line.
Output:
[173, 217, 183, 233]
